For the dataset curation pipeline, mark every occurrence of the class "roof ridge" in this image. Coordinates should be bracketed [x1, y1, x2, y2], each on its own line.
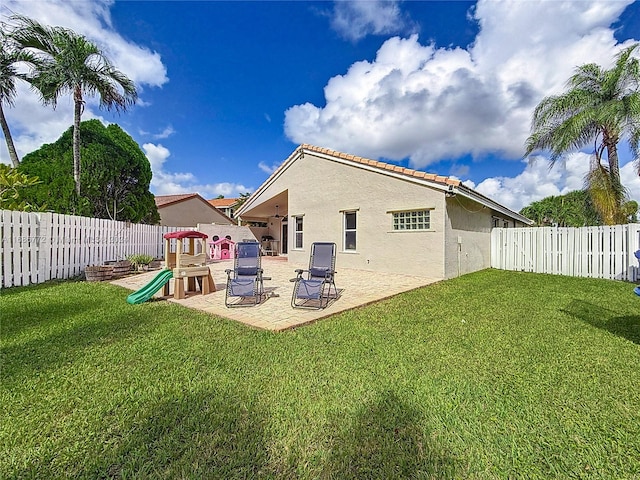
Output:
[301, 144, 461, 187]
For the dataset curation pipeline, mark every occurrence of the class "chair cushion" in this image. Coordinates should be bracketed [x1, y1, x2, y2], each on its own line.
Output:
[309, 267, 329, 278]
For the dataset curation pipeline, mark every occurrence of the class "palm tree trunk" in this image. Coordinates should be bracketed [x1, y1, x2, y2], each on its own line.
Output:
[0, 103, 21, 168]
[73, 87, 82, 195]
[605, 143, 622, 197]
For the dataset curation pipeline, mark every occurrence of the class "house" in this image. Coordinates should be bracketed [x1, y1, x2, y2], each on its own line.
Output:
[208, 197, 240, 219]
[235, 144, 532, 279]
[155, 193, 234, 227]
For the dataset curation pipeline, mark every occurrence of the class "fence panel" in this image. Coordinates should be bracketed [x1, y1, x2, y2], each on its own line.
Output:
[1, 210, 178, 288]
[492, 224, 640, 282]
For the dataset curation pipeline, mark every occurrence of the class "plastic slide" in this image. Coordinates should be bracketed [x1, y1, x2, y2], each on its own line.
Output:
[127, 269, 173, 304]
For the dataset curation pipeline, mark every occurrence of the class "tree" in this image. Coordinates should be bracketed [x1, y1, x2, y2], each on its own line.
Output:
[520, 190, 601, 227]
[234, 192, 251, 208]
[19, 119, 159, 223]
[0, 164, 43, 211]
[10, 15, 137, 195]
[0, 24, 38, 167]
[525, 43, 640, 225]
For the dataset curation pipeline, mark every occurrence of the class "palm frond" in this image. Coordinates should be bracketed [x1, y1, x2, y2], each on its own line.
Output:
[526, 42, 640, 204]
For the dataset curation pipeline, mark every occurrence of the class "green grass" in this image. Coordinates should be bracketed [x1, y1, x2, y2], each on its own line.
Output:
[1, 269, 639, 479]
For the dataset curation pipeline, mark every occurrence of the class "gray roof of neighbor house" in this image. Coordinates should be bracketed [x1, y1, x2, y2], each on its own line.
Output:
[154, 193, 201, 208]
[154, 193, 234, 223]
[237, 144, 533, 225]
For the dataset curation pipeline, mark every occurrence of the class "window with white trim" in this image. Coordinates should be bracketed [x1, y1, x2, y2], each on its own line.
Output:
[344, 211, 357, 251]
[294, 216, 303, 249]
[392, 210, 430, 231]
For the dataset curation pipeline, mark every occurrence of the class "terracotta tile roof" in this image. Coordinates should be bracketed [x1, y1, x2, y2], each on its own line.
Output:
[208, 198, 238, 208]
[238, 143, 531, 225]
[299, 144, 462, 187]
[154, 193, 199, 208]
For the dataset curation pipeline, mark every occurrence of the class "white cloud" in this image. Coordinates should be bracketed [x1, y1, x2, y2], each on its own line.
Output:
[153, 126, 176, 140]
[258, 161, 279, 174]
[621, 160, 640, 203]
[467, 153, 640, 213]
[329, 0, 414, 42]
[143, 143, 251, 198]
[285, 0, 637, 170]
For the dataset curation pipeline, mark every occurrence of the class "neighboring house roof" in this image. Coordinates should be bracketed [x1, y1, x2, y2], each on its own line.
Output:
[208, 198, 239, 208]
[155, 193, 200, 208]
[237, 144, 533, 225]
[154, 193, 235, 224]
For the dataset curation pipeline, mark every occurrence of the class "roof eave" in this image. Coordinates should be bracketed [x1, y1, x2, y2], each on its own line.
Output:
[453, 185, 534, 225]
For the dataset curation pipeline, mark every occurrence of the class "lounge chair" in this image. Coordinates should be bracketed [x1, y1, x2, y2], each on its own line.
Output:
[291, 242, 338, 309]
[225, 241, 265, 307]
[635, 251, 640, 297]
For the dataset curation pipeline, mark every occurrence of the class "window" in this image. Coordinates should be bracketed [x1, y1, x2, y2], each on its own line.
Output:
[392, 210, 430, 231]
[344, 211, 357, 251]
[492, 216, 510, 228]
[294, 216, 303, 249]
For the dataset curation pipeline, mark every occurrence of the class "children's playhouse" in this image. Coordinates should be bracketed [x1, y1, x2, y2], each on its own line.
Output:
[209, 236, 235, 260]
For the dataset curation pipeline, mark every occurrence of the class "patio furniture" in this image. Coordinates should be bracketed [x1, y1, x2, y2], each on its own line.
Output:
[635, 250, 640, 297]
[291, 242, 338, 309]
[225, 241, 266, 307]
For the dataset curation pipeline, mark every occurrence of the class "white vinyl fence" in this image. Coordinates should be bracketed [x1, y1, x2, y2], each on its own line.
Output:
[491, 224, 640, 282]
[1, 210, 178, 288]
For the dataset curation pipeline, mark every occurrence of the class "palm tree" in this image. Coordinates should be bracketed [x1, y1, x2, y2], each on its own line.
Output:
[525, 43, 640, 225]
[0, 25, 36, 168]
[10, 15, 137, 195]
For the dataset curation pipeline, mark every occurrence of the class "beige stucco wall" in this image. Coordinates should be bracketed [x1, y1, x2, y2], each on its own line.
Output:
[443, 196, 493, 279]
[159, 198, 232, 227]
[246, 152, 449, 278]
[196, 224, 257, 244]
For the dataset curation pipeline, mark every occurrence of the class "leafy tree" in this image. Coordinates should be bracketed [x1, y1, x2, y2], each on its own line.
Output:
[525, 43, 640, 225]
[19, 119, 159, 223]
[0, 164, 43, 211]
[235, 192, 251, 208]
[520, 190, 602, 227]
[10, 15, 137, 195]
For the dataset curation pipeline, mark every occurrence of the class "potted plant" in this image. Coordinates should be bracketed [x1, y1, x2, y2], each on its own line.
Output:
[127, 253, 155, 272]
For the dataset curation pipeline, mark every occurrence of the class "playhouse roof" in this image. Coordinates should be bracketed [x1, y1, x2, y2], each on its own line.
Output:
[163, 230, 209, 240]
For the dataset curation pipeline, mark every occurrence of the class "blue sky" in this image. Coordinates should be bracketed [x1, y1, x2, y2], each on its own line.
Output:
[2, 0, 639, 212]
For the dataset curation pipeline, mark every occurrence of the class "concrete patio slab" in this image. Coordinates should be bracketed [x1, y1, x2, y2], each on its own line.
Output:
[111, 257, 439, 331]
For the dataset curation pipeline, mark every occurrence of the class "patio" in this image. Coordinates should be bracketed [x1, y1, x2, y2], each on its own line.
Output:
[111, 257, 439, 331]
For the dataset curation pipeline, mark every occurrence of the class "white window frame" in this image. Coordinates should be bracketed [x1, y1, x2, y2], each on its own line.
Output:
[293, 215, 304, 249]
[390, 209, 431, 231]
[343, 211, 357, 251]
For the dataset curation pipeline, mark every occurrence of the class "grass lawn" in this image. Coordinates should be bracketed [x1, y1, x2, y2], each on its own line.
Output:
[1, 269, 639, 479]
